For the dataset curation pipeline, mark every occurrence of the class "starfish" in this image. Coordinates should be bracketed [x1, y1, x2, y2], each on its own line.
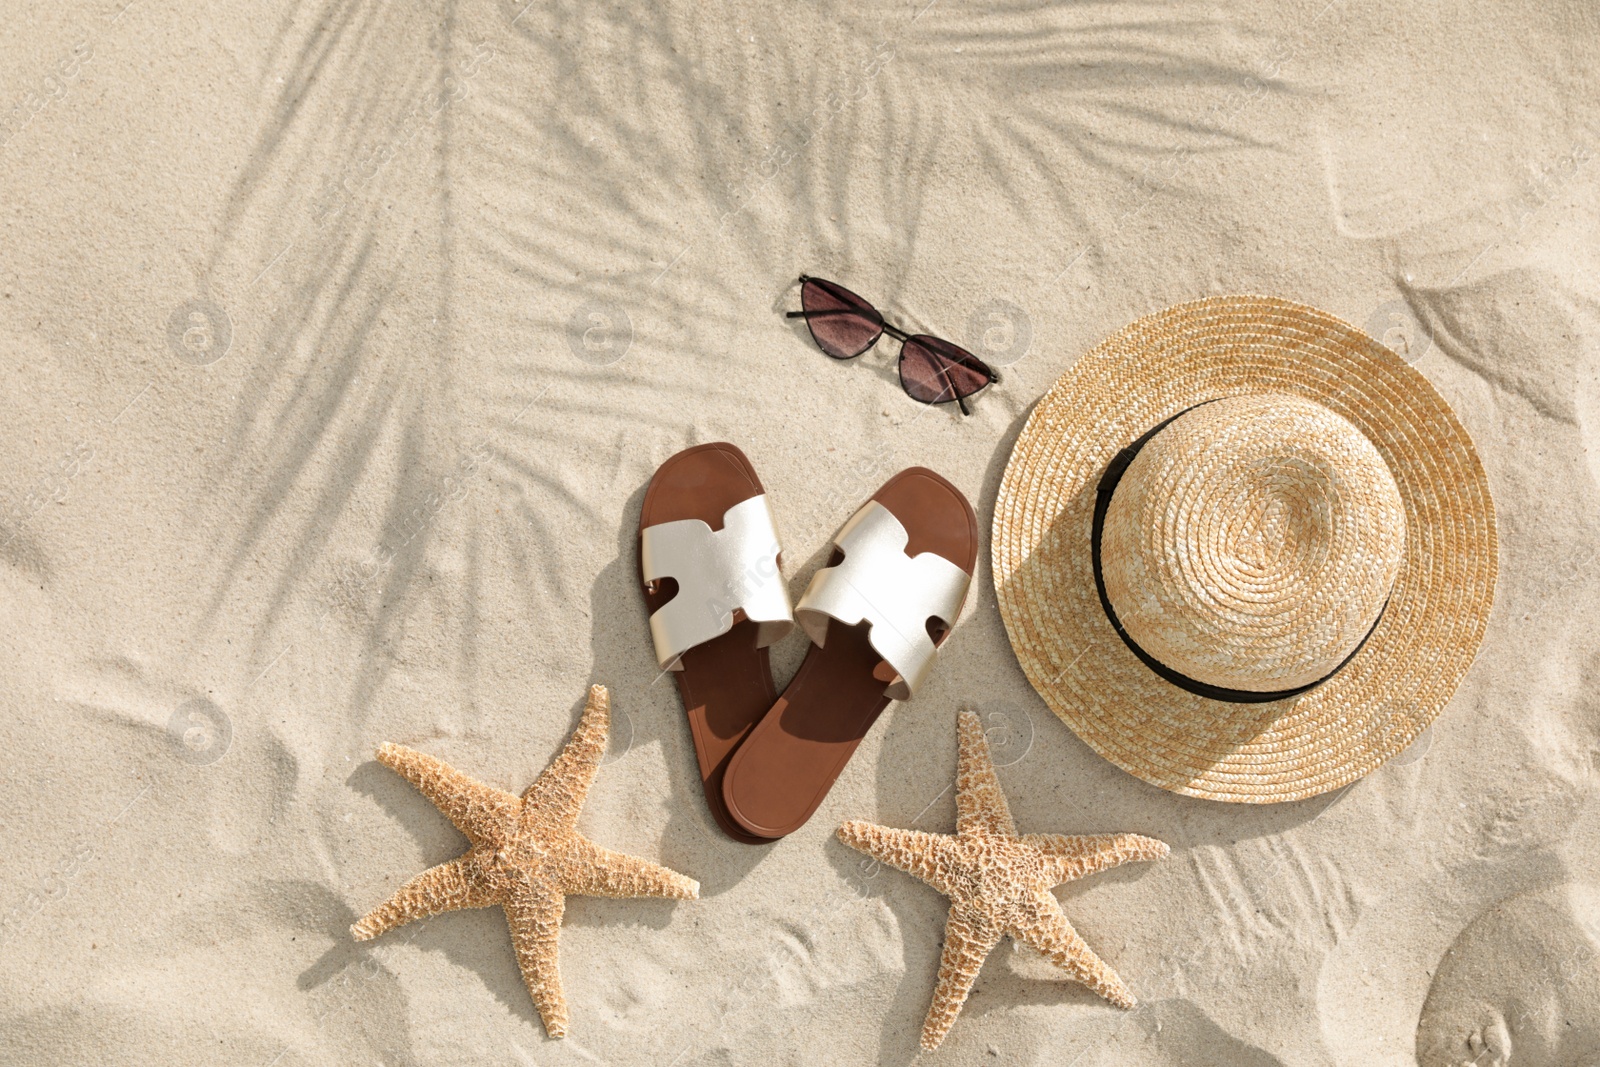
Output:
[837, 710, 1168, 1051]
[351, 684, 698, 1038]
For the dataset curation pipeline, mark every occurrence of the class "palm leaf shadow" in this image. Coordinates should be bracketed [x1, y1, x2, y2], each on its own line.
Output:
[193, 0, 1276, 713]
[195, 0, 454, 714]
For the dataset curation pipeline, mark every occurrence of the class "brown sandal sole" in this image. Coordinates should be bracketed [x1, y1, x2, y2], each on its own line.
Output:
[639, 442, 783, 845]
[721, 467, 977, 840]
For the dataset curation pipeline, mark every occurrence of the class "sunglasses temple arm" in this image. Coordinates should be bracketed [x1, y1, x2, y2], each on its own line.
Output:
[935, 360, 970, 416]
[790, 309, 884, 324]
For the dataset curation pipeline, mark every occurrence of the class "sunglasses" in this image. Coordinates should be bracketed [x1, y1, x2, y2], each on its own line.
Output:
[786, 275, 1000, 415]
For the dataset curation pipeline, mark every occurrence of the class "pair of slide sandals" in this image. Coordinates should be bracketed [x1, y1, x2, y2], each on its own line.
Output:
[638, 443, 977, 842]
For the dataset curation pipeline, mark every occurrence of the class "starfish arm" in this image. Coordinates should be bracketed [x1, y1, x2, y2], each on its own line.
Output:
[521, 685, 610, 832]
[1022, 833, 1169, 886]
[504, 878, 570, 1038]
[954, 710, 1017, 837]
[350, 856, 500, 940]
[919, 909, 1003, 1052]
[1008, 894, 1136, 1009]
[836, 821, 956, 890]
[557, 836, 699, 900]
[375, 743, 523, 847]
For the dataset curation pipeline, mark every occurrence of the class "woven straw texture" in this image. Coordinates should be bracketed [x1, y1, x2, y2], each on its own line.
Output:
[1101, 394, 1407, 692]
[993, 295, 1498, 803]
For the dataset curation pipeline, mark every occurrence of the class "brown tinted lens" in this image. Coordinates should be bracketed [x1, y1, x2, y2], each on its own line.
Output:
[801, 278, 883, 359]
[899, 336, 994, 404]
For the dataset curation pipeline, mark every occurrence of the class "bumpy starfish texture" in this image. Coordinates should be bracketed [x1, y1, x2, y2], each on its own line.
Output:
[351, 684, 698, 1038]
[837, 711, 1168, 1051]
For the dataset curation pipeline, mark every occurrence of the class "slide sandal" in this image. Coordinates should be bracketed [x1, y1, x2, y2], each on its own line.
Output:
[639, 442, 795, 844]
[721, 467, 977, 840]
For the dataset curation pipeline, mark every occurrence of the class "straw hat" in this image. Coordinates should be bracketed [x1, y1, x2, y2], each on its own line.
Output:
[993, 295, 1497, 803]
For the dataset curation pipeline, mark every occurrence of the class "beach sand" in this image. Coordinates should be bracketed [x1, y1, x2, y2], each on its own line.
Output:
[1, 0, 1597, 1063]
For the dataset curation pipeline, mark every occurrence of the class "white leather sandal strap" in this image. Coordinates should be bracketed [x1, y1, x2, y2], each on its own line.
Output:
[795, 501, 970, 700]
[640, 494, 794, 671]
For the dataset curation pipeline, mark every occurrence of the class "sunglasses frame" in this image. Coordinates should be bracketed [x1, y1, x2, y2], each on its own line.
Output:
[786, 274, 1000, 416]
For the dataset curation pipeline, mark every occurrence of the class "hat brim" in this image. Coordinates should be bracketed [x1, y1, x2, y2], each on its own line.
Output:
[993, 295, 1498, 803]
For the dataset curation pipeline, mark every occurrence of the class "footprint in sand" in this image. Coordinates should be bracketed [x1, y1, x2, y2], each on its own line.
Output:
[1416, 882, 1600, 1066]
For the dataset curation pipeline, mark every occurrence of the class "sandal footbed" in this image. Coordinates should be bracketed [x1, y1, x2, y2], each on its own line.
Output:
[640, 442, 781, 845]
[721, 467, 977, 840]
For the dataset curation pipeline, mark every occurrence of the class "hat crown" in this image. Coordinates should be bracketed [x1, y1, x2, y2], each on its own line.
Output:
[1101, 394, 1406, 692]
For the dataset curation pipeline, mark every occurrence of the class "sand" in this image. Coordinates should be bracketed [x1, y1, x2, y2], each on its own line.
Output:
[1, 0, 1597, 1063]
